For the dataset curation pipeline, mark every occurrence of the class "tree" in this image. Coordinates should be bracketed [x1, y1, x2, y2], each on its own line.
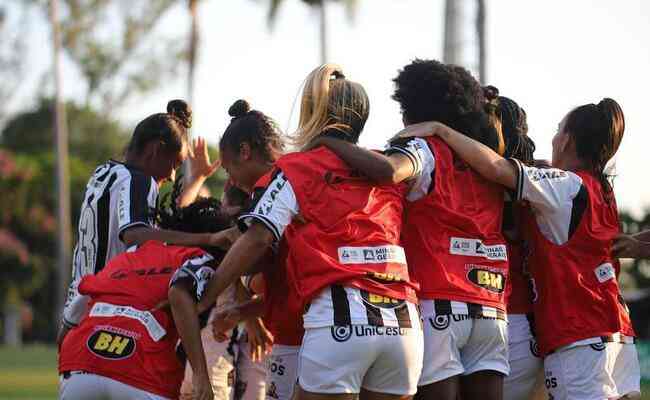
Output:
[0, 2, 29, 121]
[28, 0, 185, 112]
[266, 0, 358, 65]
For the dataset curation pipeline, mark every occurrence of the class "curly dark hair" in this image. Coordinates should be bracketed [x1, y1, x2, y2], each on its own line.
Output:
[219, 99, 284, 163]
[155, 178, 232, 258]
[392, 59, 501, 152]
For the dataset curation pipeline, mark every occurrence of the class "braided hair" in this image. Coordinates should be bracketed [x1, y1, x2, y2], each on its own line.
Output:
[484, 86, 536, 165]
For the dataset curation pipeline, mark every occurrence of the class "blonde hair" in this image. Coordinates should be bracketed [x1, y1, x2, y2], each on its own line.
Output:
[292, 64, 370, 149]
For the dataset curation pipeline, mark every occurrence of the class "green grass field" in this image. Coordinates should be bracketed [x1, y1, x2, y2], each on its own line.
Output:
[1, 345, 650, 399]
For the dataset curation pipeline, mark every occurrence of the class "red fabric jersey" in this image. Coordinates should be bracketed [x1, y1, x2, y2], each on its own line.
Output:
[505, 240, 533, 314]
[402, 137, 508, 310]
[58, 241, 212, 399]
[525, 171, 635, 355]
[505, 202, 534, 315]
[276, 147, 419, 308]
[262, 234, 304, 346]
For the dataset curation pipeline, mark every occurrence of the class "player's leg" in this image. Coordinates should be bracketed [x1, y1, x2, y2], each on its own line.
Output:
[415, 313, 470, 400]
[266, 344, 300, 400]
[458, 318, 509, 400]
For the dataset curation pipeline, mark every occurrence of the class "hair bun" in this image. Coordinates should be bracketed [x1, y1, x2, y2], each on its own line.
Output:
[167, 99, 192, 129]
[228, 99, 251, 119]
[483, 85, 499, 101]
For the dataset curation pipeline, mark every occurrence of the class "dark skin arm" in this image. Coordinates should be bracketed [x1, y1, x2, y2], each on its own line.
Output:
[613, 232, 650, 259]
[169, 284, 213, 400]
[307, 137, 415, 184]
[122, 225, 236, 250]
[199, 223, 275, 313]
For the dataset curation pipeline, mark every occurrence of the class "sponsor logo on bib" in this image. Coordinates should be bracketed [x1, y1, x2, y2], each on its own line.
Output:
[467, 266, 505, 293]
[361, 291, 405, 309]
[87, 329, 135, 360]
[594, 262, 615, 283]
[338, 245, 407, 265]
[450, 237, 507, 261]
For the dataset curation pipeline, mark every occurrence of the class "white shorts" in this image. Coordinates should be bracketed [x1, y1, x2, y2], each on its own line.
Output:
[544, 342, 640, 400]
[419, 312, 509, 386]
[298, 325, 423, 395]
[59, 372, 169, 400]
[504, 314, 544, 400]
[235, 332, 268, 400]
[180, 326, 235, 400]
[266, 345, 300, 400]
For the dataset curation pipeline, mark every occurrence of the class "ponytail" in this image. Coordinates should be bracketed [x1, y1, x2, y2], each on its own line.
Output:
[293, 64, 370, 149]
[564, 98, 625, 195]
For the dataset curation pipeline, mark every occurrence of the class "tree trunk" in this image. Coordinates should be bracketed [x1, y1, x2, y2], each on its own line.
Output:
[443, 0, 461, 65]
[476, 0, 487, 84]
[50, 0, 72, 329]
[188, 0, 199, 107]
[3, 288, 22, 346]
[319, 1, 328, 64]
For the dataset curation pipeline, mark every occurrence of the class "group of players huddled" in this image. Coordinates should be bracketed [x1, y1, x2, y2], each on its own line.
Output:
[57, 59, 645, 400]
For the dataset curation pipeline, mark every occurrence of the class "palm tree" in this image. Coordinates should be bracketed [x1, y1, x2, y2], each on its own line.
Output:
[267, 0, 358, 65]
[50, 0, 72, 336]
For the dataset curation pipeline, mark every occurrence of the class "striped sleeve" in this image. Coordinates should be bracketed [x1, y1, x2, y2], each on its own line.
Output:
[237, 171, 299, 242]
[117, 170, 156, 240]
[386, 137, 436, 201]
[169, 253, 216, 302]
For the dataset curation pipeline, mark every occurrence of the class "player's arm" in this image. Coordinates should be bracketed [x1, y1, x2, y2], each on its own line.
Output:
[397, 121, 517, 189]
[177, 137, 221, 208]
[308, 136, 415, 184]
[58, 281, 91, 346]
[121, 226, 236, 250]
[199, 223, 274, 312]
[169, 282, 212, 400]
[613, 233, 650, 259]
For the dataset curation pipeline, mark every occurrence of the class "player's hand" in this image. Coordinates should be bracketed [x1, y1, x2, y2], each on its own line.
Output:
[189, 137, 221, 179]
[245, 317, 274, 362]
[192, 372, 213, 400]
[613, 234, 647, 259]
[212, 308, 240, 342]
[392, 121, 447, 141]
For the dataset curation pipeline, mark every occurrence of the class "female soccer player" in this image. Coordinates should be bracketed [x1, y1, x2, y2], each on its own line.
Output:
[58, 194, 232, 400]
[202, 65, 423, 400]
[306, 60, 508, 400]
[482, 87, 544, 400]
[217, 99, 303, 400]
[60, 100, 224, 341]
[398, 98, 640, 400]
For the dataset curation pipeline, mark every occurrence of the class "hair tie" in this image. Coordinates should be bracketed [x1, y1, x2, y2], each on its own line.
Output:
[331, 71, 346, 80]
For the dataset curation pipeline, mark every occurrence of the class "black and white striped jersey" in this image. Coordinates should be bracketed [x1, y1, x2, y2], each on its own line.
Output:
[304, 285, 421, 329]
[63, 160, 157, 326]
